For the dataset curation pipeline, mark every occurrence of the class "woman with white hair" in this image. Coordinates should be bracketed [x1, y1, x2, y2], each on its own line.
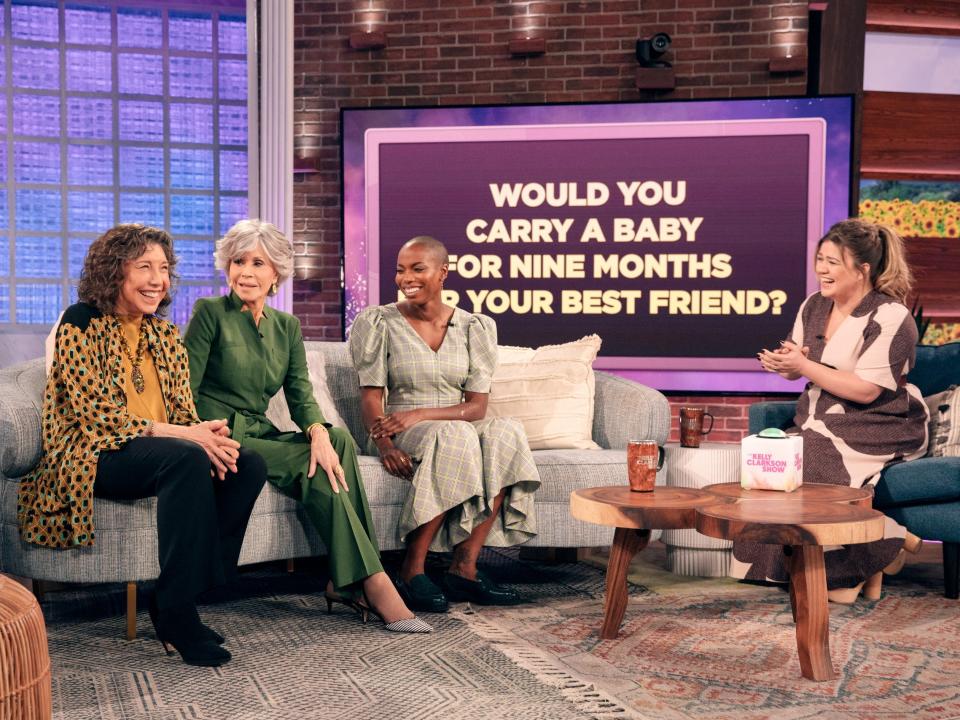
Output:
[184, 219, 430, 633]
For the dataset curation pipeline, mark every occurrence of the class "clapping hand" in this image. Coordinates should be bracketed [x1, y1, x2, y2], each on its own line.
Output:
[758, 340, 810, 379]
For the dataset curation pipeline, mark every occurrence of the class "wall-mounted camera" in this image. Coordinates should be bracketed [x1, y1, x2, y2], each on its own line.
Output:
[635, 32, 672, 68]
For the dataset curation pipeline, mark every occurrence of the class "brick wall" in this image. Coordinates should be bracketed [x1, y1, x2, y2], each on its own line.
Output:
[292, 0, 810, 431]
[665, 394, 788, 443]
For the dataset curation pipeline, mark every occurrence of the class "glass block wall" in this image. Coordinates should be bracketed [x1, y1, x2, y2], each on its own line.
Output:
[1, 0, 249, 327]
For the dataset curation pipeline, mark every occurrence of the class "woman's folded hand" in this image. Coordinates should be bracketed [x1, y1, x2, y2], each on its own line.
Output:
[154, 420, 240, 480]
[378, 444, 415, 480]
[371, 410, 423, 439]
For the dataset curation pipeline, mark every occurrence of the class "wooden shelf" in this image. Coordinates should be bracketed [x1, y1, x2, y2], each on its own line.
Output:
[508, 37, 546, 56]
[293, 153, 321, 174]
[905, 236, 960, 318]
[348, 30, 387, 50]
[861, 91, 960, 181]
[866, 0, 960, 36]
[768, 55, 807, 73]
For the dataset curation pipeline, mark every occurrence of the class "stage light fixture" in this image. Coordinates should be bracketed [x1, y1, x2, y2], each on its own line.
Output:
[635, 32, 672, 68]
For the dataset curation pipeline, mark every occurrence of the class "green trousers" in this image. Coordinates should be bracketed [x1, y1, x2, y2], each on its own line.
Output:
[234, 415, 384, 596]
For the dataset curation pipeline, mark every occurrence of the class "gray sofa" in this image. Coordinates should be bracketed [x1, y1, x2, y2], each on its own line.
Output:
[0, 341, 670, 635]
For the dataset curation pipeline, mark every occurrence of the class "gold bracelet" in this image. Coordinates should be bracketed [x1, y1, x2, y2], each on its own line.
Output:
[306, 423, 327, 439]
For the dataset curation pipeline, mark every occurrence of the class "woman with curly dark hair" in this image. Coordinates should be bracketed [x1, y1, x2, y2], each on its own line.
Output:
[18, 224, 267, 667]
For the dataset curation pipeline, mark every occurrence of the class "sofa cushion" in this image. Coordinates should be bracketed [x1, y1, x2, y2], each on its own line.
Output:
[0, 362, 46, 477]
[266, 349, 348, 432]
[909, 342, 960, 397]
[489, 336, 601, 450]
[529, 448, 635, 502]
[881, 502, 960, 544]
[874, 456, 960, 508]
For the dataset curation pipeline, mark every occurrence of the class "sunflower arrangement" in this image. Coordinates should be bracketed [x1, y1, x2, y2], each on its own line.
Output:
[859, 199, 960, 238]
[922, 322, 960, 346]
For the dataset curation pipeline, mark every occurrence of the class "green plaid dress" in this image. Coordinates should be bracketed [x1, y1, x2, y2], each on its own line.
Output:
[349, 304, 540, 551]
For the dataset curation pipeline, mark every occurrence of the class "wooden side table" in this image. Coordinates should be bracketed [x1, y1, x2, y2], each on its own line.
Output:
[662, 442, 739, 577]
[570, 486, 725, 639]
[696, 496, 885, 681]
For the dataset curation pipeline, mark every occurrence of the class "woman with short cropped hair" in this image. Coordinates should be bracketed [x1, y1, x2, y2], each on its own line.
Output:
[350, 235, 541, 613]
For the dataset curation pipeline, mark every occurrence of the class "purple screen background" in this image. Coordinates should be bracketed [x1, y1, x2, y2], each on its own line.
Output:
[342, 97, 853, 393]
[377, 134, 809, 359]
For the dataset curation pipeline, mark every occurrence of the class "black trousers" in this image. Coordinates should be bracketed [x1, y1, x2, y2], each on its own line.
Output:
[95, 437, 267, 611]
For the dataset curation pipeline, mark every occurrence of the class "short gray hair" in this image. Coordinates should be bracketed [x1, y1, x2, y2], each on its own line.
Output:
[214, 219, 294, 287]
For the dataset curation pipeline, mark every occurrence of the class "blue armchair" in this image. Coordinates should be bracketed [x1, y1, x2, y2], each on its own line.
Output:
[748, 341, 960, 599]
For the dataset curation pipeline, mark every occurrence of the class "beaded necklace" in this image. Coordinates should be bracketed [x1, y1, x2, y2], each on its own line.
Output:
[117, 318, 148, 394]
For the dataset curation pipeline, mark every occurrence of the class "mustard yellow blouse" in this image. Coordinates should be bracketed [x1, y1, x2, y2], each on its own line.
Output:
[118, 316, 168, 424]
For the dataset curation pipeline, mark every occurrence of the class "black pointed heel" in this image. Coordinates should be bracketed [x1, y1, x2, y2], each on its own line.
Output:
[149, 597, 224, 645]
[148, 600, 231, 667]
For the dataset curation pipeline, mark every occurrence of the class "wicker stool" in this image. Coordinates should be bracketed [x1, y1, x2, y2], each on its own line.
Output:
[0, 574, 52, 720]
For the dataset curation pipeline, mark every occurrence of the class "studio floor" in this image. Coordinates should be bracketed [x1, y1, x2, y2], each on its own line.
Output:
[37, 542, 960, 720]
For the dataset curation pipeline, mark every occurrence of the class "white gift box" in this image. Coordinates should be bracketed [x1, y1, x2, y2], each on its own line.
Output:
[740, 433, 803, 492]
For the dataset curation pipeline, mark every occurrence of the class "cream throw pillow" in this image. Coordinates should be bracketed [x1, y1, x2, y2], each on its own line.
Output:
[925, 385, 960, 458]
[266, 349, 347, 431]
[487, 335, 602, 450]
[44, 311, 64, 374]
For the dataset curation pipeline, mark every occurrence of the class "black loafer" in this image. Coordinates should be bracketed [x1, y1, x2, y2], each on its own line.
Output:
[394, 574, 449, 613]
[442, 571, 524, 606]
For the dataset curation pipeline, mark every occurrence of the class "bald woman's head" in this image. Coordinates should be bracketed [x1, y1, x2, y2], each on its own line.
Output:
[400, 235, 448, 266]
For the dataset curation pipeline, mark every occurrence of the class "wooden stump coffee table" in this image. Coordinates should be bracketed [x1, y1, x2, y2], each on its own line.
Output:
[704, 481, 874, 508]
[696, 486, 885, 681]
[571, 481, 886, 682]
[570, 485, 724, 640]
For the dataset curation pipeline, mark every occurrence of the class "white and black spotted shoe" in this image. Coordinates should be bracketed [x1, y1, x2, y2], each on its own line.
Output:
[383, 616, 434, 633]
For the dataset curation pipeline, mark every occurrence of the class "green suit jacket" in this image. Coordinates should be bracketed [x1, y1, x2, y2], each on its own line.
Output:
[183, 292, 327, 437]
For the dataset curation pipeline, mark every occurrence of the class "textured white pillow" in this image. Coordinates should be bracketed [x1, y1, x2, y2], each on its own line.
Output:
[44, 312, 64, 374]
[266, 349, 348, 431]
[487, 335, 602, 450]
[925, 385, 960, 458]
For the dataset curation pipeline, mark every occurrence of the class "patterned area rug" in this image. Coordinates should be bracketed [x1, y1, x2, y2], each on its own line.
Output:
[457, 544, 960, 720]
[37, 545, 960, 719]
[38, 552, 628, 720]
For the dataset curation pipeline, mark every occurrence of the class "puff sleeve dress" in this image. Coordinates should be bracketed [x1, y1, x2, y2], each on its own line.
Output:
[732, 290, 929, 589]
[349, 304, 540, 551]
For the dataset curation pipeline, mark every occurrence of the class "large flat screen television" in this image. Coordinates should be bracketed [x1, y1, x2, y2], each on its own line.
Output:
[341, 96, 854, 393]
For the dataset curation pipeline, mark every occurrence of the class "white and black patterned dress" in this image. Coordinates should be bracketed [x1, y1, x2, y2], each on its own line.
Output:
[732, 290, 929, 589]
[349, 304, 540, 551]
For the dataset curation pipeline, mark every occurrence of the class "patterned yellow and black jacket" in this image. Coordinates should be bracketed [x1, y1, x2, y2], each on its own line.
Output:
[18, 302, 199, 549]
